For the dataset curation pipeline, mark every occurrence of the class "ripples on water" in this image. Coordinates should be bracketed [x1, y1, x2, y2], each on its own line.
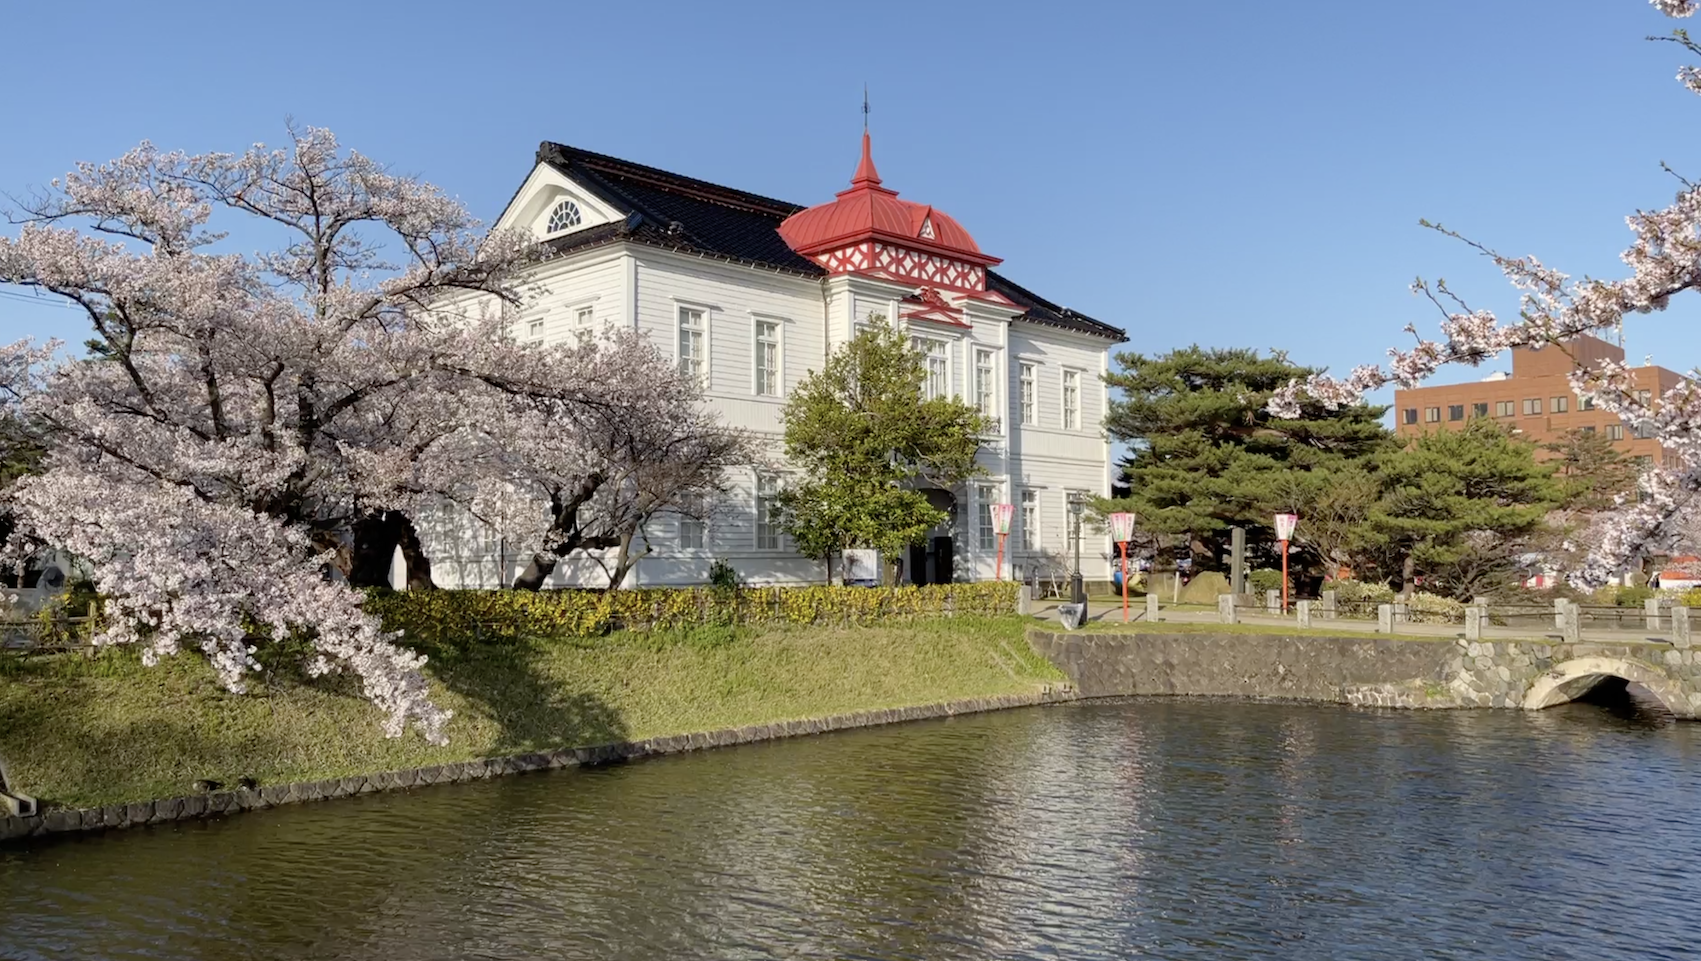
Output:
[3, 696, 1701, 960]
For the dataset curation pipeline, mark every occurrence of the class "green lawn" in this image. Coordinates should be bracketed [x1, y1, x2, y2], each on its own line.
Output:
[0, 617, 1063, 809]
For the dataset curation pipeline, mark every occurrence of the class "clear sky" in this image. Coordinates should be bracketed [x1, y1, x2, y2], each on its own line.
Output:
[4, 0, 1700, 410]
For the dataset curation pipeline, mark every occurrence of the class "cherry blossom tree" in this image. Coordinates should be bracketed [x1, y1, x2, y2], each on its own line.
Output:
[0, 127, 732, 740]
[1271, 0, 1701, 587]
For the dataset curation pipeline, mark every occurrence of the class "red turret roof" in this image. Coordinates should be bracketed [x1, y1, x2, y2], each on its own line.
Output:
[777, 132, 1000, 267]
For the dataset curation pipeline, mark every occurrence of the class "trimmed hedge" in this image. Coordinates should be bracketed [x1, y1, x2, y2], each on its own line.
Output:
[365, 583, 1021, 640]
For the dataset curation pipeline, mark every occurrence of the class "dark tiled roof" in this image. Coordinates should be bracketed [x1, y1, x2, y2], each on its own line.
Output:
[534, 142, 1124, 341]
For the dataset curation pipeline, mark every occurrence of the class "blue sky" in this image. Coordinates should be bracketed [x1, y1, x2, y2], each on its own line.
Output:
[4, 0, 1700, 409]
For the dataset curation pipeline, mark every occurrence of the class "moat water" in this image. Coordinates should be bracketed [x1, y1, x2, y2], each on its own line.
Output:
[3, 692, 1700, 960]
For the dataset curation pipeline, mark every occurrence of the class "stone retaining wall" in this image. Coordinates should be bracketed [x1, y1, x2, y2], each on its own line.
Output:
[0, 687, 1076, 845]
[1028, 629, 1701, 717]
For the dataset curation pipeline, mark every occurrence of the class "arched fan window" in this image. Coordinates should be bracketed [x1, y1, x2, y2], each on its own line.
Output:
[546, 199, 582, 233]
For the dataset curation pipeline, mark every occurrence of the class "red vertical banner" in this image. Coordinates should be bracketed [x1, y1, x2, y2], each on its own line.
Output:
[991, 504, 1014, 581]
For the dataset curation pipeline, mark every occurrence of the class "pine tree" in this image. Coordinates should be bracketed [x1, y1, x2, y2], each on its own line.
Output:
[1366, 419, 1562, 597]
[1102, 345, 1391, 570]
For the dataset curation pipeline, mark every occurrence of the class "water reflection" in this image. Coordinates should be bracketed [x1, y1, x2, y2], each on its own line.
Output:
[4, 699, 1701, 960]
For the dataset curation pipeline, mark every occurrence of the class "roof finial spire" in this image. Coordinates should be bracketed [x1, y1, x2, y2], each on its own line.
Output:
[851, 88, 881, 188]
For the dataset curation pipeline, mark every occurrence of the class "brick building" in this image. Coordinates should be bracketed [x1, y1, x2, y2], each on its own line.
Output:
[1392, 334, 1685, 466]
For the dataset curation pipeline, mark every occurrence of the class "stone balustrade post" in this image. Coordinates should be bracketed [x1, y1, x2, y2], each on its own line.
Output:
[1265, 589, 1280, 613]
[1146, 591, 1159, 622]
[1646, 597, 1662, 632]
[1296, 599, 1312, 628]
[1218, 593, 1238, 625]
[1674, 606, 1692, 649]
[1320, 589, 1337, 620]
[1554, 597, 1569, 631]
[1465, 606, 1483, 641]
[1393, 600, 1408, 625]
[1560, 602, 1581, 643]
[1378, 603, 1394, 634]
[1017, 584, 1032, 617]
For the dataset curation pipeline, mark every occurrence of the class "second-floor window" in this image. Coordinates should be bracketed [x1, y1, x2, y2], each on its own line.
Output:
[573, 307, 595, 346]
[1522, 398, 1542, 415]
[1019, 363, 1036, 426]
[1448, 404, 1464, 421]
[1580, 395, 1596, 411]
[914, 337, 948, 400]
[1551, 396, 1569, 413]
[975, 349, 997, 423]
[755, 320, 780, 397]
[1425, 407, 1440, 423]
[1403, 408, 1418, 425]
[1063, 369, 1081, 430]
[1607, 424, 1625, 441]
[678, 307, 706, 382]
[1496, 400, 1515, 417]
[1472, 402, 1489, 417]
[526, 318, 544, 343]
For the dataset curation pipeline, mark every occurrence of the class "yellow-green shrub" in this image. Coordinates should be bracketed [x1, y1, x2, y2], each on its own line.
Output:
[365, 582, 1020, 642]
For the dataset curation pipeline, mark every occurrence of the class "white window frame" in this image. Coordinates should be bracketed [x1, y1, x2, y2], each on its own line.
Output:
[525, 318, 545, 343]
[976, 483, 1001, 552]
[545, 198, 582, 235]
[974, 347, 998, 426]
[753, 316, 783, 398]
[677, 304, 708, 384]
[1020, 489, 1039, 552]
[1019, 362, 1037, 426]
[678, 494, 706, 551]
[1062, 368, 1082, 431]
[755, 473, 782, 551]
[913, 335, 950, 401]
[572, 306, 596, 346]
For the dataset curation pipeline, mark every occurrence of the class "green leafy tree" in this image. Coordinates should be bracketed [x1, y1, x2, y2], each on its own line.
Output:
[1102, 345, 1391, 571]
[776, 316, 989, 582]
[1365, 420, 1562, 598]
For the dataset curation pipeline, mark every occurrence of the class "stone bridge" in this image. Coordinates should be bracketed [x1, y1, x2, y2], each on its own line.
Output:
[1027, 630, 1701, 717]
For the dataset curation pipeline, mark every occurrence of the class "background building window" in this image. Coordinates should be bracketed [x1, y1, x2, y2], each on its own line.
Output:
[1607, 424, 1625, 441]
[526, 318, 544, 342]
[755, 320, 780, 397]
[1020, 490, 1038, 551]
[1495, 400, 1515, 417]
[975, 348, 997, 423]
[678, 307, 705, 381]
[1472, 402, 1489, 417]
[977, 484, 1000, 551]
[1551, 396, 1568, 413]
[1580, 425, 1596, 435]
[1635, 420, 1657, 439]
[1063, 370, 1081, 430]
[1522, 398, 1542, 415]
[545, 199, 582, 233]
[1448, 405, 1464, 422]
[1425, 407, 1441, 423]
[1019, 363, 1036, 426]
[1580, 395, 1596, 410]
[1637, 389, 1653, 406]
[678, 495, 705, 550]
[1402, 408, 1418, 425]
[913, 337, 948, 400]
[755, 475, 780, 550]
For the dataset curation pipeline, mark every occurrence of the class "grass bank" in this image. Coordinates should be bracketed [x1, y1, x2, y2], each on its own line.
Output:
[0, 616, 1062, 809]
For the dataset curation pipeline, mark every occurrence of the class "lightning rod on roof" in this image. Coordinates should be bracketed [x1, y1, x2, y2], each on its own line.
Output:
[863, 84, 869, 132]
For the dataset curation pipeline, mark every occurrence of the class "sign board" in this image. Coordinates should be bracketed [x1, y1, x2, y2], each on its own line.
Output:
[1108, 512, 1135, 543]
[991, 503, 1014, 536]
[842, 549, 880, 587]
[1274, 513, 1298, 542]
[1176, 557, 1193, 570]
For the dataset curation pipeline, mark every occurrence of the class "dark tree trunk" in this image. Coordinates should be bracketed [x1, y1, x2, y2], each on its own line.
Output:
[348, 511, 436, 590]
[511, 552, 557, 592]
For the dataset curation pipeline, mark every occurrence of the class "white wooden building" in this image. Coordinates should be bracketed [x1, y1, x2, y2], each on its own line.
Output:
[420, 133, 1125, 588]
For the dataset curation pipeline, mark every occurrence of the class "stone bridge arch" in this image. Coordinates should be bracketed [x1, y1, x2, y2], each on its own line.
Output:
[1521, 656, 1696, 718]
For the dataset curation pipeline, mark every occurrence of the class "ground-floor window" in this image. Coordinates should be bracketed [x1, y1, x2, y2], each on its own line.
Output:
[755, 474, 781, 550]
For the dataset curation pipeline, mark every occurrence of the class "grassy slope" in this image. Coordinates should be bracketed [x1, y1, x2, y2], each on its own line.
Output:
[0, 617, 1062, 809]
